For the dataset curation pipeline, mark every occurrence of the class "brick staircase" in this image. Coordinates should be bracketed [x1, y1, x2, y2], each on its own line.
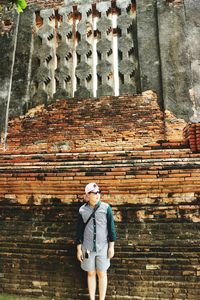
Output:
[0, 147, 199, 205]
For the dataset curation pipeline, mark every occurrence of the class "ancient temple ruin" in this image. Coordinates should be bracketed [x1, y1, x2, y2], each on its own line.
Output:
[0, 0, 200, 299]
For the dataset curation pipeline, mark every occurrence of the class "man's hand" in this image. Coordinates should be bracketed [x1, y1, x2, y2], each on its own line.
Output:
[108, 242, 115, 259]
[77, 245, 83, 262]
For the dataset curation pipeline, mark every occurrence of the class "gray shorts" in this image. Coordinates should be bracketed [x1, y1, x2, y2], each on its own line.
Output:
[81, 245, 110, 272]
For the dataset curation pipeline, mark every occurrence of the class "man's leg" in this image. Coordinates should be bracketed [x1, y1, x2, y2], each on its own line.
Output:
[87, 270, 96, 300]
[96, 269, 107, 300]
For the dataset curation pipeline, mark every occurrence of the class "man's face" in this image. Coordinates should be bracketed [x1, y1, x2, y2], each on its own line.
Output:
[87, 187, 101, 206]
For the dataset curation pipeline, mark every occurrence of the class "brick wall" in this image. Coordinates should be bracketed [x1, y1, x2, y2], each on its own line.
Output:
[0, 148, 199, 205]
[1, 91, 187, 154]
[0, 92, 200, 299]
[3, 91, 165, 154]
[1, 185, 200, 299]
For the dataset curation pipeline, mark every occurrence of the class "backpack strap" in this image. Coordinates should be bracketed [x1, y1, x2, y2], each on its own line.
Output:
[84, 203, 100, 230]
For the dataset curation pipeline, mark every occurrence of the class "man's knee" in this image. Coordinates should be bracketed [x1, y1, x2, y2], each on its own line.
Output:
[88, 270, 96, 277]
[96, 269, 107, 278]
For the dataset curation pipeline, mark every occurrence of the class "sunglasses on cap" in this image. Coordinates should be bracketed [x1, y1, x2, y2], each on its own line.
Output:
[88, 190, 101, 195]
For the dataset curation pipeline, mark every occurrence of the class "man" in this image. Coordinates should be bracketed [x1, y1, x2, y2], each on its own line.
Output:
[76, 182, 117, 300]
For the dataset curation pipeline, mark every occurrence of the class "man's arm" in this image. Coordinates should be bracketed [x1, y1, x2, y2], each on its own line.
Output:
[77, 244, 83, 262]
[76, 213, 85, 262]
[107, 205, 117, 259]
[108, 241, 115, 259]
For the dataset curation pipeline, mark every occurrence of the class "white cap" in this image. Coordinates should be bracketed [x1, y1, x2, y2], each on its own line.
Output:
[85, 182, 99, 194]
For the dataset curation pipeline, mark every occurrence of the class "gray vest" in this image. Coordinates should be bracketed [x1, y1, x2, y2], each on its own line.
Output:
[79, 202, 109, 252]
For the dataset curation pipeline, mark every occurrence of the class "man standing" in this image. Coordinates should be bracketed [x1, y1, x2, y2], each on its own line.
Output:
[76, 182, 117, 300]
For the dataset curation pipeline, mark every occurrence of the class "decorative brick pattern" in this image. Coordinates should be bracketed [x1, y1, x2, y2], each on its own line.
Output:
[31, 0, 139, 102]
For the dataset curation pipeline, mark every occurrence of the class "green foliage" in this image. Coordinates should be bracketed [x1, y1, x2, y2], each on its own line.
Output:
[0, 0, 27, 13]
[15, 0, 27, 12]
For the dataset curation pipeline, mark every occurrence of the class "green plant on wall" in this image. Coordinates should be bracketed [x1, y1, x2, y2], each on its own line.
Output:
[14, 0, 27, 12]
[0, 0, 27, 13]
[0, 0, 27, 34]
